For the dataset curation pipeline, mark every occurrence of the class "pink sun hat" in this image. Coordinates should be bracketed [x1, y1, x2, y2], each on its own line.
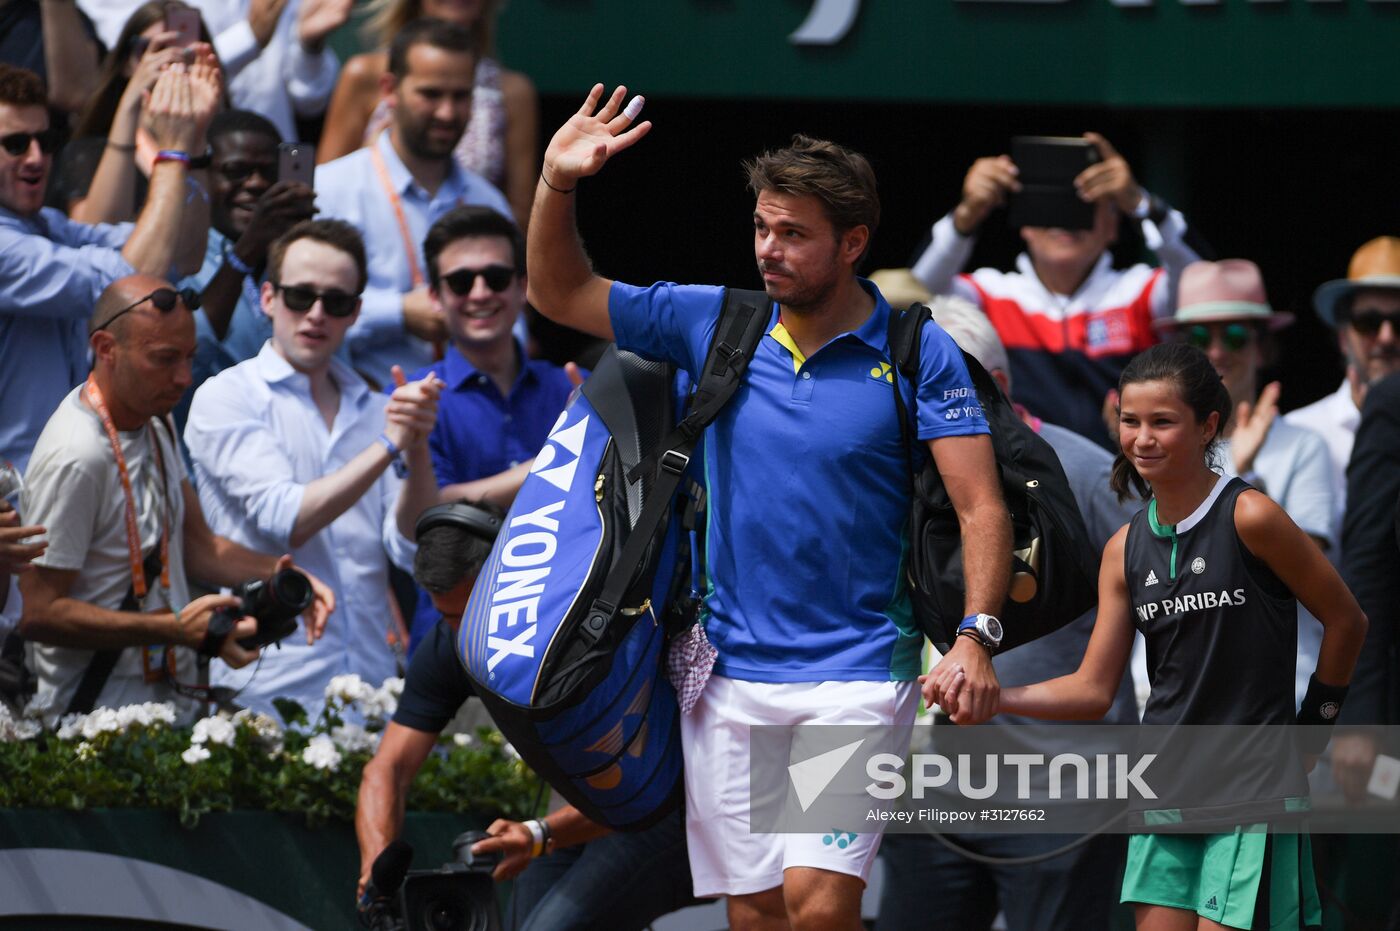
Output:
[1156, 259, 1294, 332]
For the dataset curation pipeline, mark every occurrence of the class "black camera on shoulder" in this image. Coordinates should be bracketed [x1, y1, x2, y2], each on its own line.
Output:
[361, 833, 502, 931]
[199, 568, 314, 656]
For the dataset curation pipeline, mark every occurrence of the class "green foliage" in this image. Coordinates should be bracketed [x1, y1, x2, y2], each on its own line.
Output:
[0, 684, 542, 830]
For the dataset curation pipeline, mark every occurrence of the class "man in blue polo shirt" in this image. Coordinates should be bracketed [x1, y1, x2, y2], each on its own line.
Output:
[526, 85, 1012, 931]
[404, 206, 576, 649]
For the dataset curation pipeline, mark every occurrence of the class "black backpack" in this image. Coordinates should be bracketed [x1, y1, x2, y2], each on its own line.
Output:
[887, 303, 1100, 653]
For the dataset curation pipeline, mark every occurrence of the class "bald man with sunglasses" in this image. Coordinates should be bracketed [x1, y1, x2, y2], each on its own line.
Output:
[185, 219, 445, 720]
[18, 275, 335, 727]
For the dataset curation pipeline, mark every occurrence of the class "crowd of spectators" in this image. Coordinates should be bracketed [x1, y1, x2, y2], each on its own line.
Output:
[1, 4, 1398, 928]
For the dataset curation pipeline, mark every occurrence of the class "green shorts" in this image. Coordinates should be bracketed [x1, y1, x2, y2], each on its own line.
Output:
[1121, 828, 1321, 930]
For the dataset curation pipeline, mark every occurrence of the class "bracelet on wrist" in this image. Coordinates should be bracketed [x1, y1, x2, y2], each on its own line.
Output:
[154, 149, 190, 167]
[956, 628, 994, 655]
[540, 170, 575, 194]
[378, 433, 408, 479]
[106, 139, 137, 153]
[524, 819, 546, 858]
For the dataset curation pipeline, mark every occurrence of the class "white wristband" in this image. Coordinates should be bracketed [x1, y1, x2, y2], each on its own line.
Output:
[524, 819, 545, 858]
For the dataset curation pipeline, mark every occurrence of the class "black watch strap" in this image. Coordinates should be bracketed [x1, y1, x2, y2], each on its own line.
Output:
[188, 147, 213, 171]
[199, 610, 236, 657]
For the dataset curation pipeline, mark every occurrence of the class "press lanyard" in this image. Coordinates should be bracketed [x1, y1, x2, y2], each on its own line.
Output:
[85, 376, 170, 600]
[370, 137, 428, 290]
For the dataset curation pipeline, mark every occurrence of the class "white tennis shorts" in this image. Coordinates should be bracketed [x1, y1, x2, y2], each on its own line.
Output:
[680, 674, 918, 898]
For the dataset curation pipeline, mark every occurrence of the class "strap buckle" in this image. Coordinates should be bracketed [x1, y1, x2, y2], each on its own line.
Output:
[659, 449, 691, 475]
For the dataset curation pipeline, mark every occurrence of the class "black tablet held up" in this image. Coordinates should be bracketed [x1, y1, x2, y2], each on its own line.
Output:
[1007, 136, 1101, 231]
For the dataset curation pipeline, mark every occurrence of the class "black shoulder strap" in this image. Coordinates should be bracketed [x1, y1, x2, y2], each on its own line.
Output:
[583, 289, 769, 647]
[65, 545, 165, 716]
[627, 289, 770, 483]
[887, 302, 931, 467]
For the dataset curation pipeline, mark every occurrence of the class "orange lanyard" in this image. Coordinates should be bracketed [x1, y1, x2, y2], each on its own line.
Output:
[370, 138, 427, 291]
[85, 376, 170, 600]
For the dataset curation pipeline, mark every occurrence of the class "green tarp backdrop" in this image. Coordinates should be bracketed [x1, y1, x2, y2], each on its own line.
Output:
[476, 0, 1400, 109]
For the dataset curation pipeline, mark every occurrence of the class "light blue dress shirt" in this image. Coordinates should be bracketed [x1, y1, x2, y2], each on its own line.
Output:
[0, 206, 134, 470]
[314, 132, 513, 386]
[184, 342, 417, 720]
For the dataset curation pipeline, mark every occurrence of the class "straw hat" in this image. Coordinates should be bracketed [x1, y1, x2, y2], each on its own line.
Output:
[1313, 237, 1400, 328]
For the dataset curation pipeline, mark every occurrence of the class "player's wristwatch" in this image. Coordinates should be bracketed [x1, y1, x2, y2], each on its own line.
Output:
[957, 613, 1003, 653]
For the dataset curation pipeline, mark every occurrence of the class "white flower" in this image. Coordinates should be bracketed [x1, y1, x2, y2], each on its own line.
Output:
[0, 704, 36, 741]
[451, 733, 474, 748]
[75, 741, 99, 761]
[56, 714, 87, 741]
[379, 677, 404, 698]
[330, 723, 378, 754]
[181, 744, 211, 765]
[21, 693, 53, 719]
[325, 674, 372, 704]
[143, 702, 178, 726]
[191, 715, 237, 747]
[115, 704, 153, 730]
[302, 734, 342, 771]
[360, 686, 398, 722]
[80, 708, 121, 739]
[503, 742, 522, 761]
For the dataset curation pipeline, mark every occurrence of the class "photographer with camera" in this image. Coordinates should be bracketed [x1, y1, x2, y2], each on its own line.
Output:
[356, 501, 695, 931]
[186, 219, 444, 721]
[17, 275, 334, 727]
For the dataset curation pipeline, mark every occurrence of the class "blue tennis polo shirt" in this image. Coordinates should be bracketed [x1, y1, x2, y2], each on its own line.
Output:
[609, 279, 989, 683]
[404, 342, 577, 649]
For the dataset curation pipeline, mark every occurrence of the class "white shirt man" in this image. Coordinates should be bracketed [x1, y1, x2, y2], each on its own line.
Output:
[185, 219, 443, 720]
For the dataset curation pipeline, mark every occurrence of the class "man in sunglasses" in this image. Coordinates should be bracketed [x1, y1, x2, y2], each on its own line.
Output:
[17, 274, 335, 727]
[0, 63, 213, 476]
[399, 206, 578, 650]
[1159, 259, 1336, 709]
[173, 109, 316, 435]
[1298, 237, 1400, 804]
[185, 219, 446, 720]
[1285, 236, 1400, 519]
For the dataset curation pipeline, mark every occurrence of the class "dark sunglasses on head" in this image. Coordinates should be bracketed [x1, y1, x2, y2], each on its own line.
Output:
[1348, 308, 1400, 337]
[1185, 323, 1254, 352]
[272, 283, 359, 318]
[441, 265, 516, 296]
[1, 129, 61, 157]
[95, 287, 201, 332]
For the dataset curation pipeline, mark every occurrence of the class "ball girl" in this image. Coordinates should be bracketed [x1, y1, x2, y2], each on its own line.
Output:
[937, 342, 1367, 930]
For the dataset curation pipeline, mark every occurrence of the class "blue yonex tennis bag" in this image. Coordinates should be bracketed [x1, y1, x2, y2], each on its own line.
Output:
[456, 290, 770, 831]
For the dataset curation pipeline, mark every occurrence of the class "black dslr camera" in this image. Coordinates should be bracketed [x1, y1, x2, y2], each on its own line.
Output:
[211, 568, 314, 649]
[362, 832, 502, 931]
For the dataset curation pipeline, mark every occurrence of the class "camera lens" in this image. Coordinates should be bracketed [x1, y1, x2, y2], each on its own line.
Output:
[270, 568, 313, 611]
[417, 894, 483, 931]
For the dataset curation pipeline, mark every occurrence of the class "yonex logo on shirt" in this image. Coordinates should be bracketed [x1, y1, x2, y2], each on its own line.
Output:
[1145, 570, 1159, 586]
[868, 361, 893, 384]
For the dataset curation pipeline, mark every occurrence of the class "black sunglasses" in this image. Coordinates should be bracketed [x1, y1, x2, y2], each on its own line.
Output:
[441, 265, 516, 296]
[1185, 323, 1254, 352]
[95, 287, 201, 332]
[1, 129, 61, 157]
[1348, 308, 1400, 338]
[272, 283, 359, 318]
